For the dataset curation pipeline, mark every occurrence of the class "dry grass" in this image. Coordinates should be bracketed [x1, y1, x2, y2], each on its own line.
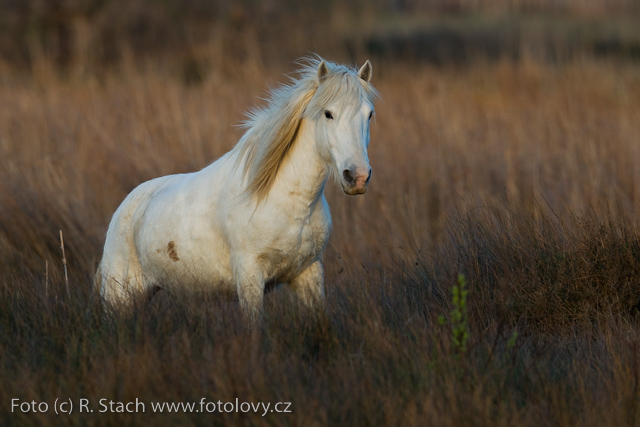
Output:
[2, 2, 640, 425]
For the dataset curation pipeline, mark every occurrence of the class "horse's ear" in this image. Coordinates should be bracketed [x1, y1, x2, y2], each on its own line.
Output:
[358, 60, 372, 83]
[317, 60, 329, 81]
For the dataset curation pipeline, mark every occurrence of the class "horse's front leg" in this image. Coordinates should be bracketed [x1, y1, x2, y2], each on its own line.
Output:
[233, 258, 266, 323]
[289, 260, 325, 309]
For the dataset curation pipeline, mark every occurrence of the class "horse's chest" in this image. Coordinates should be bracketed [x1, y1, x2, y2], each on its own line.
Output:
[261, 214, 329, 281]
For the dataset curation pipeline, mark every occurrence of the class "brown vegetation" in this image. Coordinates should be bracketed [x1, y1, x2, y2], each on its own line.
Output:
[1, 1, 640, 425]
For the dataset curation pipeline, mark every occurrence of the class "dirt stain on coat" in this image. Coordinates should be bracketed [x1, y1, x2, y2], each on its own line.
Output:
[167, 241, 179, 262]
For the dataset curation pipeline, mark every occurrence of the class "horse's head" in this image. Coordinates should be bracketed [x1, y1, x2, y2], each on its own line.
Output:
[307, 60, 377, 195]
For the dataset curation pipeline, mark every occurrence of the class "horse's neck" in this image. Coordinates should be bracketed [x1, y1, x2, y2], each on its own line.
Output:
[273, 119, 328, 209]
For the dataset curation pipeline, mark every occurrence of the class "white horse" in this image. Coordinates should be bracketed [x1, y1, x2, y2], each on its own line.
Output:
[97, 57, 377, 320]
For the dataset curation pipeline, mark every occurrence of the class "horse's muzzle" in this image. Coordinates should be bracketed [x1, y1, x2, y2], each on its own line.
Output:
[342, 166, 371, 195]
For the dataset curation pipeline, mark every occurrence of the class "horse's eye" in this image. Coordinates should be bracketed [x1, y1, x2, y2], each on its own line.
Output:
[368, 111, 374, 120]
[324, 110, 333, 120]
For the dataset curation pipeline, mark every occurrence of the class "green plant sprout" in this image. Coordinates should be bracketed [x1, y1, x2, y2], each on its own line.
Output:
[438, 274, 469, 360]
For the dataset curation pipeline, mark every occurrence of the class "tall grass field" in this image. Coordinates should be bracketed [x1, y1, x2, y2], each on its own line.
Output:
[1, 1, 640, 425]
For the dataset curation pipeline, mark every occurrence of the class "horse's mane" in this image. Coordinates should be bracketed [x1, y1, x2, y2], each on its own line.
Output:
[234, 56, 378, 201]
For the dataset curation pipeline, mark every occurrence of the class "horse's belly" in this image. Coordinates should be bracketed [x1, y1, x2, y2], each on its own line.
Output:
[137, 230, 234, 292]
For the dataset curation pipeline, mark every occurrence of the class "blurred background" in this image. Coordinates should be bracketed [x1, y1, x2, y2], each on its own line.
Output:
[1, 0, 639, 79]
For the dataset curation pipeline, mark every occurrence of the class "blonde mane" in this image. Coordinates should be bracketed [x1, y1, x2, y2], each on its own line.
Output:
[235, 57, 378, 201]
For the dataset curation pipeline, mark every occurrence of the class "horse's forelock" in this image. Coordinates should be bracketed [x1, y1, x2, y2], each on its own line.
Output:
[305, 70, 377, 119]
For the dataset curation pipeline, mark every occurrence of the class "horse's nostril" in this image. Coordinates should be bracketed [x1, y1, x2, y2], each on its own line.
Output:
[365, 168, 372, 183]
[343, 169, 356, 185]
